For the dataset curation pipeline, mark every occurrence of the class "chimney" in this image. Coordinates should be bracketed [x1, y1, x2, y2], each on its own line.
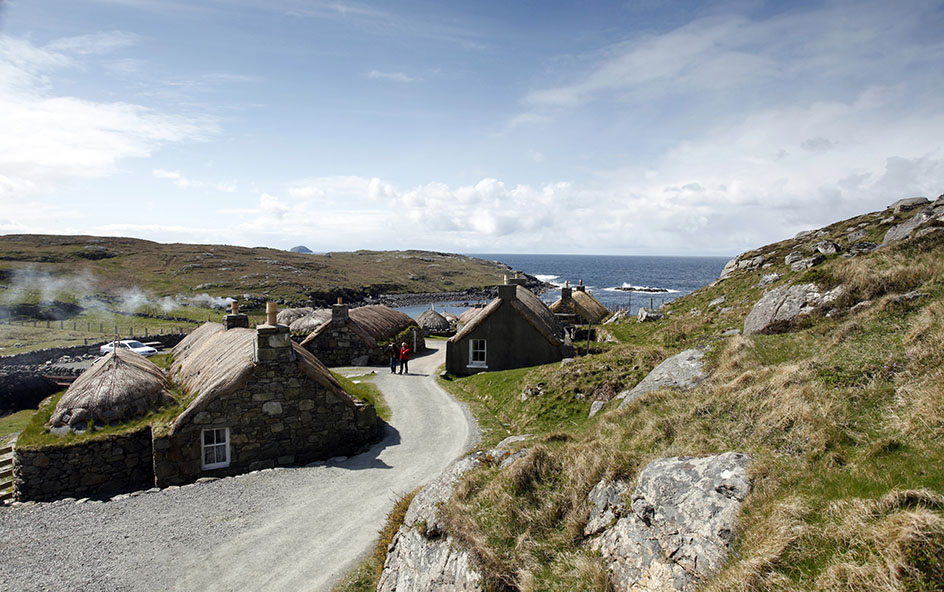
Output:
[256, 301, 293, 364]
[497, 277, 517, 301]
[222, 300, 249, 330]
[332, 297, 349, 325]
[576, 279, 586, 292]
[561, 280, 573, 305]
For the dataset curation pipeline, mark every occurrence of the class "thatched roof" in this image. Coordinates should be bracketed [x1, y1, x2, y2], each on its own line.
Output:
[458, 307, 484, 325]
[290, 309, 331, 333]
[299, 305, 417, 349]
[277, 307, 314, 326]
[550, 289, 610, 324]
[48, 349, 175, 429]
[350, 305, 417, 341]
[417, 308, 450, 331]
[452, 286, 565, 346]
[169, 323, 355, 433]
[442, 311, 459, 323]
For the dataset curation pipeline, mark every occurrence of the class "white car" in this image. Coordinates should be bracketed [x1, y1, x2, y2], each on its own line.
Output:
[99, 340, 159, 357]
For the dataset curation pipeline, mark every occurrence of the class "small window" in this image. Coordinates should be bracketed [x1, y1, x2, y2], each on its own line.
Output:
[469, 339, 487, 368]
[202, 427, 230, 470]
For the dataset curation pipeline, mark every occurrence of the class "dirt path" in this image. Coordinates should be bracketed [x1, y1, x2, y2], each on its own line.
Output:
[0, 340, 476, 592]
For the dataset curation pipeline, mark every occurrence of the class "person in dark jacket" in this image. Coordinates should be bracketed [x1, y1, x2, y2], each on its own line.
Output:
[399, 342, 410, 375]
[387, 343, 398, 373]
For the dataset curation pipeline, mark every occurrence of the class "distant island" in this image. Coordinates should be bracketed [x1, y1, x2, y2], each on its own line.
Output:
[289, 245, 313, 254]
[613, 285, 671, 293]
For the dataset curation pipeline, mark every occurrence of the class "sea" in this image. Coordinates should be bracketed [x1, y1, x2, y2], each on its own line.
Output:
[396, 254, 731, 319]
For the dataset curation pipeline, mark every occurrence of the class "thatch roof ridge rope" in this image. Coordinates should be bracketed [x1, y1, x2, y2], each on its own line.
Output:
[48, 349, 174, 429]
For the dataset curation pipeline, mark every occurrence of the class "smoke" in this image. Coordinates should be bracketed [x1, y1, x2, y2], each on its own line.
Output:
[1, 267, 97, 305]
[1, 268, 234, 312]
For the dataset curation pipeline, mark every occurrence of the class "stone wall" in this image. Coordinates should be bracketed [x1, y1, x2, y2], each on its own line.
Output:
[153, 326, 380, 486]
[13, 428, 154, 502]
[0, 333, 188, 367]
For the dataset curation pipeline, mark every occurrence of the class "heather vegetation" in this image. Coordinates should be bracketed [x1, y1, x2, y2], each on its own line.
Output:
[432, 205, 944, 591]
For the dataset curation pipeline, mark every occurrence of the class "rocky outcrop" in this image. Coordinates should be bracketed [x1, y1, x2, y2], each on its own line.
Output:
[882, 206, 940, 244]
[379, 438, 528, 592]
[617, 348, 706, 409]
[589, 452, 751, 592]
[887, 197, 929, 213]
[718, 254, 765, 280]
[789, 254, 825, 271]
[812, 240, 840, 255]
[743, 283, 845, 335]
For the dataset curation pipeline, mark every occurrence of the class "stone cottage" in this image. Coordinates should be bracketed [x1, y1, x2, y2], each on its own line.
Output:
[12, 305, 380, 500]
[445, 277, 572, 376]
[299, 302, 423, 366]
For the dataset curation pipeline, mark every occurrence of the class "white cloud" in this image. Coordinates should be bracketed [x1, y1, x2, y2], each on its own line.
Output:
[366, 70, 416, 83]
[0, 33, 216, 204]
[152, 168, 238, 192]
[46, 31, 139, 55]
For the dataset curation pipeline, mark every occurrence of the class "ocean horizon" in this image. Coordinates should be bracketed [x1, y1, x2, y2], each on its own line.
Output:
[396, 253, 730, 318]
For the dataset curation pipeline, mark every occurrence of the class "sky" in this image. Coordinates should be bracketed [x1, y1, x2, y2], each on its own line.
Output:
[0, 0, 942, 256]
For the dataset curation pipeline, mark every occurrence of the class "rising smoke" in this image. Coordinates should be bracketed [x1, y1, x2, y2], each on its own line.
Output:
[1, 268, 234, 312]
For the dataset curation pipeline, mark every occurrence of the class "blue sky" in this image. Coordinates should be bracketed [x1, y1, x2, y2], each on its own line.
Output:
[1, 0, 942, 256]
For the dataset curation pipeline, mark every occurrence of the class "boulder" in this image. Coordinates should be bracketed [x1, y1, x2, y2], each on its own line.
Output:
[812, 240, 841, 255]
[708, 295, 726, 307]
[719, 254, 764, 280]
[846, 228, 867, 242]
[887, 197, 929, 213]
[618, 348, 705, 409]
[743, 283, 845, 335]
[590, 452, 750, 592]
[379, 453, 488, 592]
[789, 254, 826, 271]
[883, 208, 935, 244]
[637, 308, 664, 322]
[784, 251, 803, 266]
[756, 272, 781, 288]
[585, 479, 630, 536]
[847, 241, 879, 256]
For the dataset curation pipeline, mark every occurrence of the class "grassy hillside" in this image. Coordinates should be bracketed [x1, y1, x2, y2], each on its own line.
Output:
[436, 202, 944, 591]
[0, 234, 515, 307]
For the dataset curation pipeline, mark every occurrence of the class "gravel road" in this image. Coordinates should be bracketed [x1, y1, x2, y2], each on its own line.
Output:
[0, 340, 477, 592]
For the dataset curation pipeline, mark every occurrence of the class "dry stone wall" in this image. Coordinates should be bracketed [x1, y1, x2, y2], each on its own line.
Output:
[13, 428, 154, 502]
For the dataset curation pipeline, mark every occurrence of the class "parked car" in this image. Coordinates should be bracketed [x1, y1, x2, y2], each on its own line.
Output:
[99, 340, 159, 357]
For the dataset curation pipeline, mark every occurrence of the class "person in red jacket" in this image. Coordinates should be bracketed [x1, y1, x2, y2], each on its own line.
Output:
[398, 342, 410, 375]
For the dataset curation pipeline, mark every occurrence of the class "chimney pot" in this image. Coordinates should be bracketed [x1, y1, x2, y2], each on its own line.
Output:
[337, 297, 343, 305]
[265, 301, 278, 325]
[231, 301, 239, 314]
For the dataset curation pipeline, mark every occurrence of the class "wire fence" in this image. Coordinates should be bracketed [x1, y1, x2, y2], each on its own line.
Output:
[0, 318, 196, 339]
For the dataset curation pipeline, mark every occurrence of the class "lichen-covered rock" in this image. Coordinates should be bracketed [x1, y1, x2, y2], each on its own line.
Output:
[743, 283, 845, 335]
[590, 452, 750, 592]
[812, 240, 841, 255]
[585, 479, 630, 536]
[789, 254, 825, 271]
[379, 442, 522, 592]
[378, 528, 482, 592]
[883, 208, 935, 244]
[618, 348, 705, 409]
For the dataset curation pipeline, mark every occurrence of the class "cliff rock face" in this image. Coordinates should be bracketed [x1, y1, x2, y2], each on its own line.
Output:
[589, 452, 751, 592]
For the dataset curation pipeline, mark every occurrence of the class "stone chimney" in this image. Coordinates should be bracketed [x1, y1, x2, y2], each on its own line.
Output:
[332, 297, 349, 325]
[256, 301, 294, 364]
[576, 279, 586, 292]
[561, 280, 573, 305]
[222, 300, 249, 330]
[498, 275, 517, 301]
[507, 272, 527, 286]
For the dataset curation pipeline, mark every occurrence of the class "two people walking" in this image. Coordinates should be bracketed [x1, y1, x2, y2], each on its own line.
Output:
[388, 342, 410, 375]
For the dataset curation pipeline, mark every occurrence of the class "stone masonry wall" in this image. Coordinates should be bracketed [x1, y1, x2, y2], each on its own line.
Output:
[304, 323, 377, 367]
[153, 326, 379, 486]
[13, 428, 154, 502]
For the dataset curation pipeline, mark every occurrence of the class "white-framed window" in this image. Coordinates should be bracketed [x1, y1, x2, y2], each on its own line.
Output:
[201, 427, 231, 470]
[469, 339, 487, 368]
